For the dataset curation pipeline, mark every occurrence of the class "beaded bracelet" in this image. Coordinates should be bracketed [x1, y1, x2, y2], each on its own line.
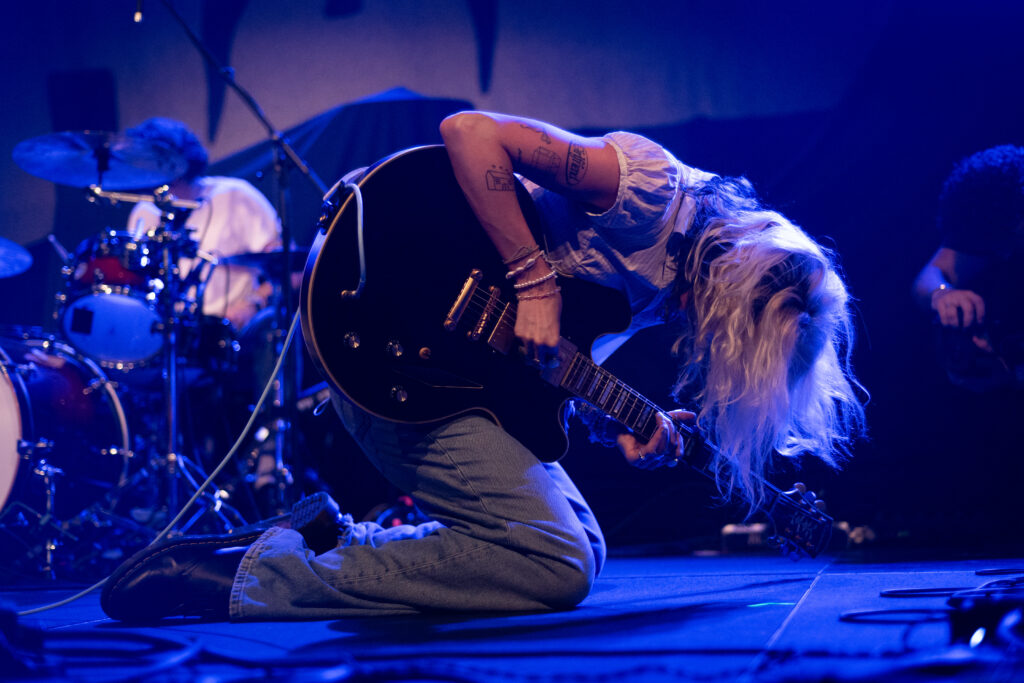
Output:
[517, 286, 561, 302]
[505, 254, 541, 280]
[512, 269, 557, 290]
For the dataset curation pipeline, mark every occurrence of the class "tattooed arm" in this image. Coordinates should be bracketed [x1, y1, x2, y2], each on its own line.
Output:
[440, 111, 620, 364]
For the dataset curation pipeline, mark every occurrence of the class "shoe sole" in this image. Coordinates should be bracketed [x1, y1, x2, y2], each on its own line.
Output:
[289, 491, 342, 555]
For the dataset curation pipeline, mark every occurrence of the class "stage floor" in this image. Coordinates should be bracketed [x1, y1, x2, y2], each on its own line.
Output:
[3, 550, 1021, 682]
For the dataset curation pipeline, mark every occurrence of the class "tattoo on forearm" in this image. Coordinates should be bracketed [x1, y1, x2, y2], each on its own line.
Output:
[485, 165, 515, 192]
[566, 142, 588, 186]
[531, 147, 561, 177]
[519, 123, 552, 144]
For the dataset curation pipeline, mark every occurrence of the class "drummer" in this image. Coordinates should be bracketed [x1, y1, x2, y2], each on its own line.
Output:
[124, 117, 287, 516]
[124, 117, 281, 330]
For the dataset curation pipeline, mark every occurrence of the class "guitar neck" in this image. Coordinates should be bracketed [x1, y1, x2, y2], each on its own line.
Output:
[553, 345, 804, 528]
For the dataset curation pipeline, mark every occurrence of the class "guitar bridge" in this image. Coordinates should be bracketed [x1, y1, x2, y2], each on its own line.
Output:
[468, 286, 501, 341]
[444, 270, 482, 331]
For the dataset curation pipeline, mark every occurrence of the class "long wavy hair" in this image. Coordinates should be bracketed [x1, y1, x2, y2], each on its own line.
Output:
[671, 177, 866, 507]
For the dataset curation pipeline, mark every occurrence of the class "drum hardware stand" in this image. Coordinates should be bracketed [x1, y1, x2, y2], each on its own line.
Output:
[85, 184, 202, 216]
[148, 213, 246, 534]
[1, 358, 64, 579]
[80, 189, 245, 535]
[1, 438, 66, 578]
[0, 501, 78, 581]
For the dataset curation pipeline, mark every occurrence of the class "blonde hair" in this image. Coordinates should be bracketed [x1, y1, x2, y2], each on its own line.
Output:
[673, 187, 865, 508]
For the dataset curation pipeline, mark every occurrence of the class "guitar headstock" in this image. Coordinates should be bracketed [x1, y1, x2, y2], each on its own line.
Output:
[763, 482, 834, 559]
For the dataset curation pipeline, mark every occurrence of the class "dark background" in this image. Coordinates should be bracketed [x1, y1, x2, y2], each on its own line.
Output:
[2, 1, 1022, 553]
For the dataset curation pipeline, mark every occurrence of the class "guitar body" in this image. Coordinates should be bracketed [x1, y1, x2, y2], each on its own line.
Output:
[300, 145, 631, 462]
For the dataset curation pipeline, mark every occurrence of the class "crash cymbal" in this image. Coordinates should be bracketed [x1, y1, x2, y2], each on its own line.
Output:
[12, 131, 188, 190]
[219, 248, 309, 279]
[0, 236, 32, 278]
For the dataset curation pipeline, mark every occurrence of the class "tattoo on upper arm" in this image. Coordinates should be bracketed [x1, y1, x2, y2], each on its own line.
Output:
[485, 165, 515, 192]
[520, 123, 552, 144]
[531, 147, 561, 177]
[566, 142, 588, 186]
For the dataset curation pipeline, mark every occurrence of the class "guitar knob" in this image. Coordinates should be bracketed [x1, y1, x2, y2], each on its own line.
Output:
[390, 386, 408, 403]
[386, 340, 404, 358]
[344, 332, 361, 349]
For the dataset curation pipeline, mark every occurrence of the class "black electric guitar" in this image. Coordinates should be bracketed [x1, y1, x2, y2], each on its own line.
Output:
[300, 145, 833, 558]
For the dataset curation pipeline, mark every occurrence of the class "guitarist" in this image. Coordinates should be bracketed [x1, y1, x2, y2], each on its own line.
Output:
[101, 112, 865, 622]
[913, 145, 1024, 392]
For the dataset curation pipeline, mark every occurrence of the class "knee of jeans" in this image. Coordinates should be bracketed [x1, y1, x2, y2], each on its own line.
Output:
[535, 555, 595, 609]
[527, 539, 597, 609]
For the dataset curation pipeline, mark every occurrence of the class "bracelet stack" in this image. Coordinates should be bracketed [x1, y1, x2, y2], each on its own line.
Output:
[504, 245, 559, 301]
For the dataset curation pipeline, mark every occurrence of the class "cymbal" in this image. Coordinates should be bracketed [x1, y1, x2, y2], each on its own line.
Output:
[0, 236, 32, 278]
[219, 248, 309, 278]
[12, 131, 188, 190]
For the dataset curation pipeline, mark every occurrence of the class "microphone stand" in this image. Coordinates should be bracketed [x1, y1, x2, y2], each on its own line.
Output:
[158, 0, 328, 516]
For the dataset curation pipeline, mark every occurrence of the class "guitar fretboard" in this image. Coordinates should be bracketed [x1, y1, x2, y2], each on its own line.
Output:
[558, 352, 662, 443]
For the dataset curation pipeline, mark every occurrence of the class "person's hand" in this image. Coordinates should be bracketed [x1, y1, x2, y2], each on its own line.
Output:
[619, 409, 696, 470]
[931, 286, 985, 328]
[516, 289, 562, 369]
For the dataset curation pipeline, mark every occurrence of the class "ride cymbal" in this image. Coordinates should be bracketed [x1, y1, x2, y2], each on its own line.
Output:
[12, 130, 188, 190]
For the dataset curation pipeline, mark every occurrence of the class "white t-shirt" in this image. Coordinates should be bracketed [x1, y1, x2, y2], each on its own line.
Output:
[127, 176, 281, 319]
[523, 132, 715, 364]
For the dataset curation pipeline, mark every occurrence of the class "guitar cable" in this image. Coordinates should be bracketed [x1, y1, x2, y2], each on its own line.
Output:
[323, 177, 365, 300]
[14, 308, 301, 617]
[838, 569, 1024, 653]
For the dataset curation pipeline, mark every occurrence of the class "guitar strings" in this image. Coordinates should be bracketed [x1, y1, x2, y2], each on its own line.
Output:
[458, 288, 659, 433]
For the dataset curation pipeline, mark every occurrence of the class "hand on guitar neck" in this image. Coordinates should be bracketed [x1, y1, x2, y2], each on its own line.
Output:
[618, 408, 696, 470]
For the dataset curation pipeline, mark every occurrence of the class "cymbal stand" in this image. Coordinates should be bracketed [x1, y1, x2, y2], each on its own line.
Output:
[143, 206, 244, 533]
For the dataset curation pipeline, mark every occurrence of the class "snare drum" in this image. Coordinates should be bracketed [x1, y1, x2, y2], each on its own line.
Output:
[0, 335, 130, 520]
[59, 231, 163, 368]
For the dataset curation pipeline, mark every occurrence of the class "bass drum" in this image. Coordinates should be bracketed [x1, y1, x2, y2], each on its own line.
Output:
[0, 335, 131, 521]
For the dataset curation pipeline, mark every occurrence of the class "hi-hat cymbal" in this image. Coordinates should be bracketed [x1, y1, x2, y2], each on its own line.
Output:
[12, 131, 188, 190]
[219, 248, 309, 279]
[0, 236, 32, 278]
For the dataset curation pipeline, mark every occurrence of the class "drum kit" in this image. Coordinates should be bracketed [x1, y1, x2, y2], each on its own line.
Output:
[1, 130, 304, 582]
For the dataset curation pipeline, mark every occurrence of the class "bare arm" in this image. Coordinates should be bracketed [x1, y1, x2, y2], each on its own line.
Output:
[440, 111, 619, 258]
[440, 111, 621, 363]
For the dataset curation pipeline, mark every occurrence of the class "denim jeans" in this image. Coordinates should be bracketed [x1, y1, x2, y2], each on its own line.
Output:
[231, 394, 606, 619]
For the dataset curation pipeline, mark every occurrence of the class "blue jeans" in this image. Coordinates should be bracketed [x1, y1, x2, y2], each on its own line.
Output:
[230, 394, 606, 619]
